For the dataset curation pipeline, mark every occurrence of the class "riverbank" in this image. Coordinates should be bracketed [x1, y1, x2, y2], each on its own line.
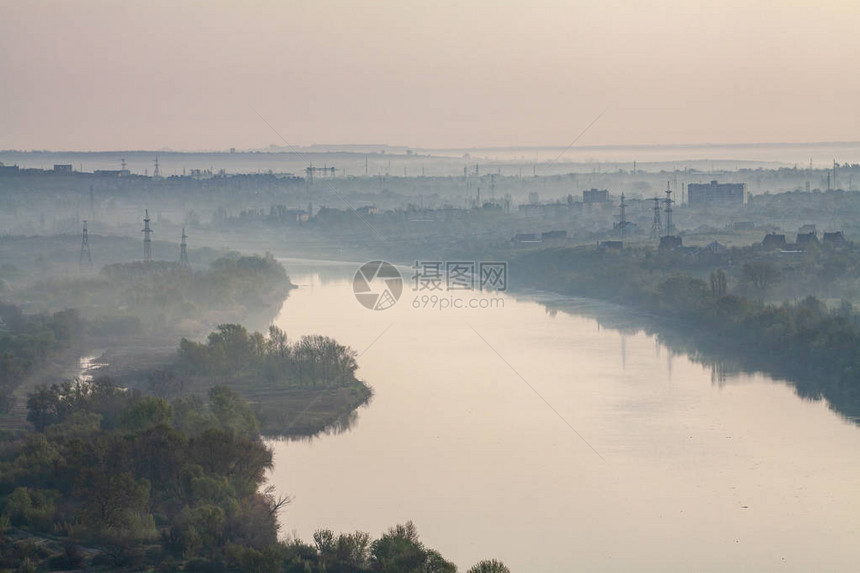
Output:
[68, 336, 374, 439]
[510, 245, 860, 422]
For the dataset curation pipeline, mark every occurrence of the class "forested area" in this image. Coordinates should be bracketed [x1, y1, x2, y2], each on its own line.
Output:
[169, 324, 371, 437]
[0, 254, 291, 420]
[14, 253, 290, 337]
[0, 376, 505, 572]
[0, 304, 81, 415]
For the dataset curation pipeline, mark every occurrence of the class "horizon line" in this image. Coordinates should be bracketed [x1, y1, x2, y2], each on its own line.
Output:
[2, 139, 860, 155]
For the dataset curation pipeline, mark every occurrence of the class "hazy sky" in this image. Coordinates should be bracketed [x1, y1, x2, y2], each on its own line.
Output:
[2, 0, 859, 151]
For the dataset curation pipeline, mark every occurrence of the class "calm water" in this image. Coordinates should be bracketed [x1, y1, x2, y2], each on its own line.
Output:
[268, 260, 860, 572]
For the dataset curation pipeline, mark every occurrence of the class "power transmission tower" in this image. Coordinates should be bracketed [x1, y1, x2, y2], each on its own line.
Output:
[664, 181, 674, 236]
[179, 227, 189, 266]
[79, 220, 92, 269]
[650, 197, 663, 240]
[142, 209, 153, 262]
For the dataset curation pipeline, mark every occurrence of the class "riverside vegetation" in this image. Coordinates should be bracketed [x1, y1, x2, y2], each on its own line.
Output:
[2, 376, 508, 571]
[0, 254, 507, 571]
[513, 245, 860, 421]
[0, 252, 294, 430]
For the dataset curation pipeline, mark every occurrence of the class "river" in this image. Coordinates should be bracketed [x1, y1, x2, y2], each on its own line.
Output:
[267, 259, 860, 572]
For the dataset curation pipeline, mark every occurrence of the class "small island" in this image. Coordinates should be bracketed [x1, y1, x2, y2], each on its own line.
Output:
[173, 323, 373, 438]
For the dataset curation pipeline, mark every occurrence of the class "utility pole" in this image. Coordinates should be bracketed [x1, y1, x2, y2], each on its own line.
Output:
[79, 220, 92, 269]
[142, 209, 152, 262]
[664, 181, 674, 236]
[179, 228, 189, 266]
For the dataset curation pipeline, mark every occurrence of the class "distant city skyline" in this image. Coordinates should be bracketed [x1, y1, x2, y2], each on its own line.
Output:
[2, 0, 859, 151]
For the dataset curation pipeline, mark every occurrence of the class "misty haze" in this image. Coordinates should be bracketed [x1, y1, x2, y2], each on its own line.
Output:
[2, 1, 860, 572]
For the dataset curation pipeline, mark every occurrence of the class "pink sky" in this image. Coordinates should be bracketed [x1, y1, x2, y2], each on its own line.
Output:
[1, 0, 858, 151]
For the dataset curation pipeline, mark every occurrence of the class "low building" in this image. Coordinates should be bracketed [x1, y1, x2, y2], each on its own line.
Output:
[541, 230, 567, 241]
[701, 241, 728, 254]
[53, 164, 73, 173]
[659, 235, 683, 250]
[796, 232, 819, 248]
[762, 233, 786, 249]
[513, 233, 541, 243]
[518, 204, 543, 217]
[599, 240, 623, 249]
[823, 231, 847, 248]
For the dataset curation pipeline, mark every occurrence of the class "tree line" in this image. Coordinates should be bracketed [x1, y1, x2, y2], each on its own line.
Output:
[18, 252, 290, 338]
[178, 324, 359, 388]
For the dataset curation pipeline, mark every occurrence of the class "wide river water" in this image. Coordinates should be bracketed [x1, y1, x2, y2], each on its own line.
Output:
[267, 259, 860, 572]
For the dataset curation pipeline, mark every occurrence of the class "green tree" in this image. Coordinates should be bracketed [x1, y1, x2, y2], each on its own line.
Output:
[26, 385, 60, 431]
[467, 559, 511, 573]
[120, 396, 173, 431]
[370, 522, 455, 573]
[208, 386, 259, 438]
[742, 261, 781, 294]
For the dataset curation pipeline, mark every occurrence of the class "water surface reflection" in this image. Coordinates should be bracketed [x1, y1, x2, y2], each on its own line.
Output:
[267, 261, 860, 572]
